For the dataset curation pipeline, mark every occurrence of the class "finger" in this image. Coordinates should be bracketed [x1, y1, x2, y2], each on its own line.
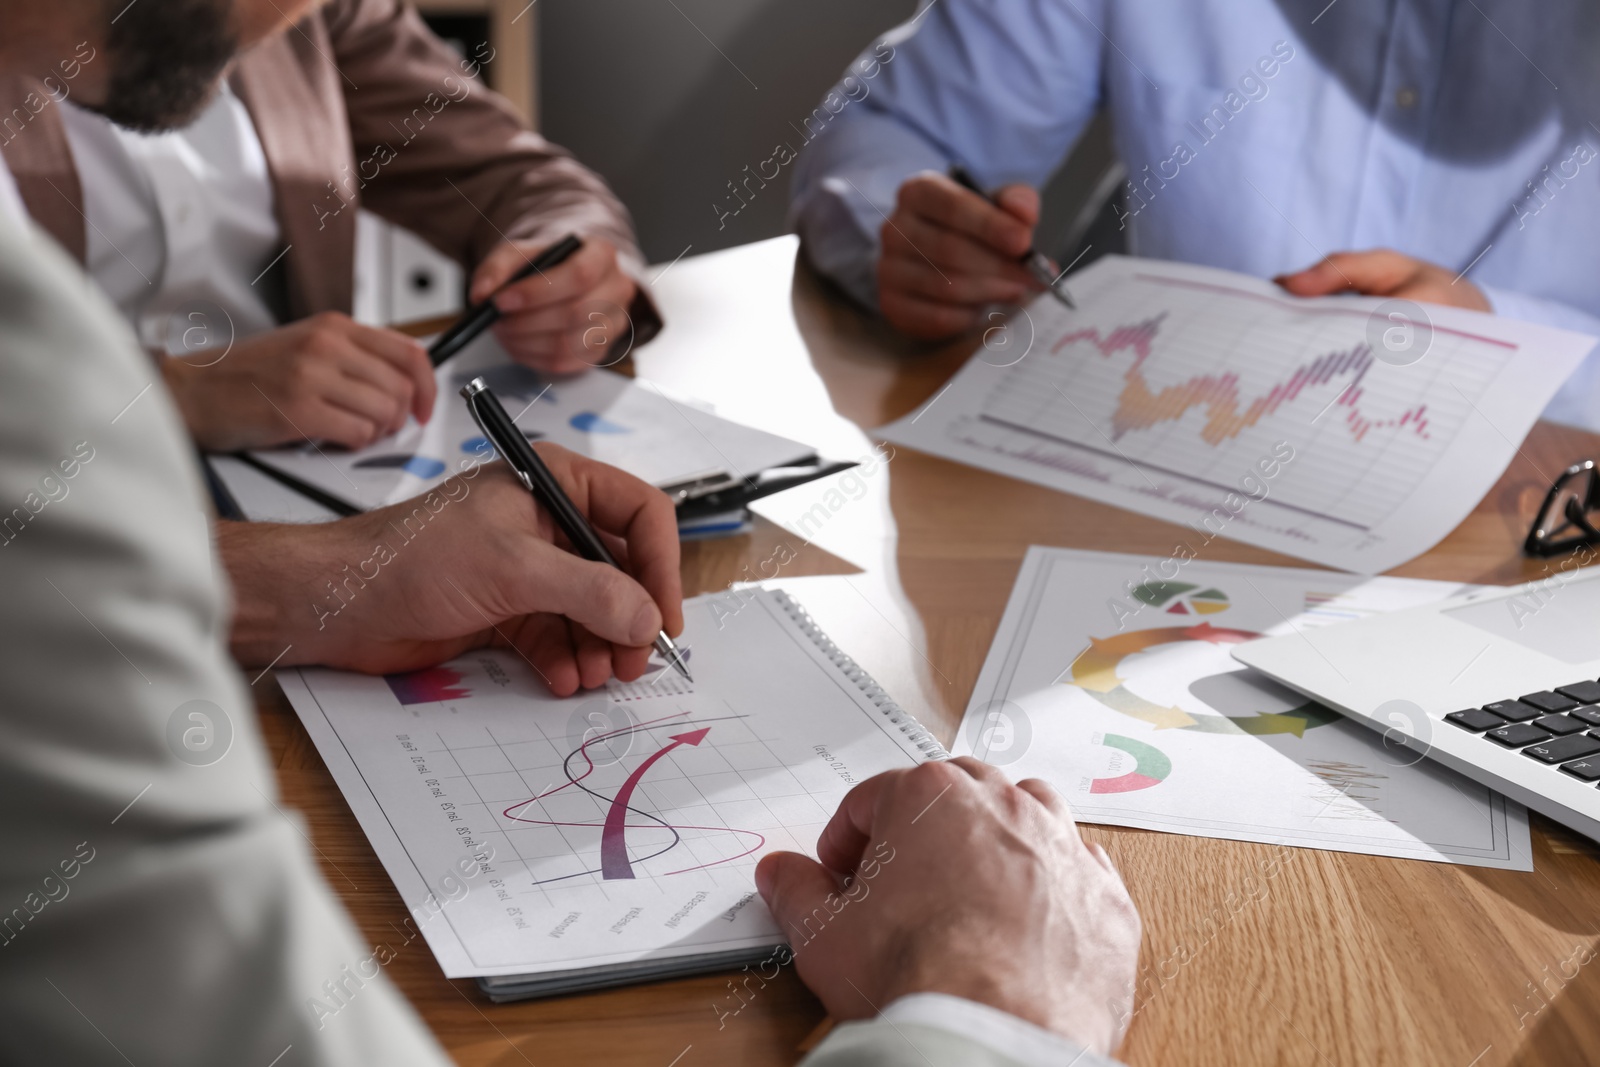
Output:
[469, 239, 540, 304]
[1275, 249, 1419, 297]
[993, 183, 1042, 229]
[493, 267, 636, 339]
[327, 374, 410, 438]
[515, 537, 663, 648]
[885, 211, 1039, 290]
[1087, 840, 1118, 874]
[538, 445, 684, 637]
[489, 325, 593, 375]
[493, 242, 618, 314]
[947, 755, 1009, 785]
[898, 173, 1034, 258]
[879, 254, 1032, 306]
[516, 613, 581, 696]
[1016, 777, 1069, 817]
[879, 289, 982, 340]
[610, 640, 652, 683]
[815, 770, 907, 874]
[347, 326, 435, 425]
[755, 851, 840, 937]
[569, 620, 615, 690]
[334, 351, 416, 433]
[301, 399, 382, 450]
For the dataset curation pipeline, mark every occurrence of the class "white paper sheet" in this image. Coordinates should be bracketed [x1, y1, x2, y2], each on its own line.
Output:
[235, 331, 816, 514]
[276, 589, 942, 979]
[953, 547, 1532, 869]
[880, 256, 1595, 574]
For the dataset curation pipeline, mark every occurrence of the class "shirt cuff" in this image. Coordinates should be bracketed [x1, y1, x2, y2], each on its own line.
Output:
[879, 992, 1122, 1067]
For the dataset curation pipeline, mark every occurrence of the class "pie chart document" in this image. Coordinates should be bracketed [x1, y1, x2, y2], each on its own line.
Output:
[952, 546, 1530, 869]
[277, 589, 946, 994]
[881, 256, 1596, 574]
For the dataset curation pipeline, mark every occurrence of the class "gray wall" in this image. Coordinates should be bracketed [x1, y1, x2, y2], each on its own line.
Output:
[539, 0, 1114, 265]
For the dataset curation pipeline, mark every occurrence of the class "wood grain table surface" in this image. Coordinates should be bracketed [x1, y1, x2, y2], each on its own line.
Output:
[255, 236, 1600, 1067]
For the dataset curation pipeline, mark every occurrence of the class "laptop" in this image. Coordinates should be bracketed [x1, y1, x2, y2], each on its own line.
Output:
[1232, 566, 1600, 843]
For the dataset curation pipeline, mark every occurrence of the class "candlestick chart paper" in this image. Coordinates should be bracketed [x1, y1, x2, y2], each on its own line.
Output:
[880, 257, 1595, 573]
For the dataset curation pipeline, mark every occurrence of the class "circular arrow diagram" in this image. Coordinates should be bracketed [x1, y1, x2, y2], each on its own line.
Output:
[1067, 622, 1339, 736]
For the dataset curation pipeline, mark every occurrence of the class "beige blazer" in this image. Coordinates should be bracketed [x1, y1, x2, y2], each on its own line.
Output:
[0, 0, 658, 332]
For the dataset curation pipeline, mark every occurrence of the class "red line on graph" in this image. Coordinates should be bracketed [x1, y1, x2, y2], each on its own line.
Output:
[502, 712, 766, 882]
[1050, 313, 1431, 445]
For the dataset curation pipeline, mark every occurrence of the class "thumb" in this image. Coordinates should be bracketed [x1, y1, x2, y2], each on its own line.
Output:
[525, 543, 663, 647]
[993, 183, 1041, 229]
[469, 242, 529, 304]
[756, 852, 839, 936]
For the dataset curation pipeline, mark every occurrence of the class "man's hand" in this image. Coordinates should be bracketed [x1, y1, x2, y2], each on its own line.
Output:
[470, 237, 640, 375]
[878, 172, 1047, 341]
[221, 444, 683, 694]
[163, 312, 435, 451]
[1274, 249, 1490, 311]
[756, 758, 1141, 1054]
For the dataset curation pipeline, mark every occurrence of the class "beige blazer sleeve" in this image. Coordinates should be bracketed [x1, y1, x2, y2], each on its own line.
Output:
[0, 216, 451, 1066]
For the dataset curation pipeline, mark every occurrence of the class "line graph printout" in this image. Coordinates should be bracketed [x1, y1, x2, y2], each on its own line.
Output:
[954, 547, 1530, 868]
[276, 589, 944, 983]
[881, 256, 1596, 573]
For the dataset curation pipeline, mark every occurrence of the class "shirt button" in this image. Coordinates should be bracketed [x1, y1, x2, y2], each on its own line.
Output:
[1395, 86, 1419, 109]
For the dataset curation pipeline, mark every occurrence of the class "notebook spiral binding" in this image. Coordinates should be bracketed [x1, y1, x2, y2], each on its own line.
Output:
[771, 590, 949, 761]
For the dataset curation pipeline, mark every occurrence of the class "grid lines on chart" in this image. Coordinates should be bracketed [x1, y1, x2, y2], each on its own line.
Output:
[424, 708, 831, 910]
[973, 271, 1511, 529]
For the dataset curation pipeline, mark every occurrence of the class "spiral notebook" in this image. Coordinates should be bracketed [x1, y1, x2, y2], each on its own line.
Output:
[276, 588, 946, 1000]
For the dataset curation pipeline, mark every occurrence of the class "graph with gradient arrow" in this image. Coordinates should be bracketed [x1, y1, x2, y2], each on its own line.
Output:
[502, 712, 767, 885]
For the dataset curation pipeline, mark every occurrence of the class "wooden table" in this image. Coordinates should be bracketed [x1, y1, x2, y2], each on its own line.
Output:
[257, 236, 1600, 1067]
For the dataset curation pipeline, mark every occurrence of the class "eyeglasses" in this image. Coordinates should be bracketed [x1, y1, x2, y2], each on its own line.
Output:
[1526, 460, 1600, 557]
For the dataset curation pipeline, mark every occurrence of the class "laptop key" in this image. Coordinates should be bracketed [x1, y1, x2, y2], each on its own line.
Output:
[1483, 700, 1541, 723]
[1446, 708, 1508, 732]
[1560, 759, 1600, 783]
[1533, 714, 1588, 736]
[1557, 680, 1600, 705]
[1570, 706, 1600, 728]
[1525, 735, 1600, 764]
[1487, 723, 1556, 747]
[1521, 691, 1580, 713]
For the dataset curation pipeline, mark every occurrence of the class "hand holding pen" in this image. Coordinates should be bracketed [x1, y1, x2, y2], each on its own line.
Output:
[947, 166, 1074, 309]
[876, 169, 1075, 341]
[462, 378, 693, 682]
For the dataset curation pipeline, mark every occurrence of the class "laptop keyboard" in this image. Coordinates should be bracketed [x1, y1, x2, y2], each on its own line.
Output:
[1446, 681, 1600, 783]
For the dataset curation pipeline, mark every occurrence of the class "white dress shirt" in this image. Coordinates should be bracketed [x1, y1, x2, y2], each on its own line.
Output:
[0, 145, 24, 225]
[59, 84, 282, 353]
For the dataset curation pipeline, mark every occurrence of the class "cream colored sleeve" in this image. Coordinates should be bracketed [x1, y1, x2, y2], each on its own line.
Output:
[0, 217, 452, 1065]
[801, 994, 1126, 1067]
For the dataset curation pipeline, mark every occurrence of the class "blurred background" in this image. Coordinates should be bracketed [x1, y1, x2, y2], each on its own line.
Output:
[357, 0, 1114, 324]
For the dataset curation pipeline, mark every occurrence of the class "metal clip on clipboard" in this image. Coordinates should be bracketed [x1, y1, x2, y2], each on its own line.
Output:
[663, 457, 860, 524]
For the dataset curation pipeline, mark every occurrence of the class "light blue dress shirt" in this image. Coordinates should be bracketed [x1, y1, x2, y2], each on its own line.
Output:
[790, 0, 1600, 428]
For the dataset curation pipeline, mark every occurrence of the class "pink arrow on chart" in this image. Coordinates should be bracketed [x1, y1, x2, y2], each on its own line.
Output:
[600, 727, 711, 879]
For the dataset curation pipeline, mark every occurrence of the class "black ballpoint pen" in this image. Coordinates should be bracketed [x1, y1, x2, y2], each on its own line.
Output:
[430, 234, 585, 367]
[460, 377, 693, 682]
[947, 165, 1075, 309]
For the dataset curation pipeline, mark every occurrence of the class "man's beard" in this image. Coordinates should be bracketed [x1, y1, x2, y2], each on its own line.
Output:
[93, 0, 238, 132]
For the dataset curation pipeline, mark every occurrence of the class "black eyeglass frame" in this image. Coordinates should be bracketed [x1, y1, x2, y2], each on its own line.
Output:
[1525, 459, 1600, 558]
